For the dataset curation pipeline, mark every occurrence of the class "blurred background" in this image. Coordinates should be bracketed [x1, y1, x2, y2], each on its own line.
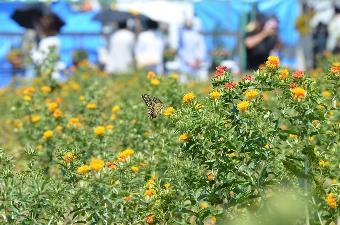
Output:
[1, 0, 340, 86]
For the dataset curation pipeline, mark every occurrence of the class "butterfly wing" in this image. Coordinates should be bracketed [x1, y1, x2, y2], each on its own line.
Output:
[142, 94, 164, 119]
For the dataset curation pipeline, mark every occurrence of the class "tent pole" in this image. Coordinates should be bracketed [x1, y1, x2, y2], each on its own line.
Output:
[239, 12, 247, 72]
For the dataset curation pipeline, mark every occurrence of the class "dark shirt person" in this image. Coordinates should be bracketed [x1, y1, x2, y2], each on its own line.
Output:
[245, 15, 278, 70]
[332, 37, 340, 54]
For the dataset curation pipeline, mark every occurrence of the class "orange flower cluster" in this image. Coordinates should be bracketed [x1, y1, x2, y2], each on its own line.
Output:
[330, 62, 340, 74]
[265, 56, 280, 69]
[117, 148, 134, 162]
[292, 70, 304, 78]
[179, 134, 189, 142]
[279, 68, 289, 79]
[67, 117, 81, 128]
[327, 193, 337, 209]
[291, 87, 306, 100]
[213, 66, 228, 78]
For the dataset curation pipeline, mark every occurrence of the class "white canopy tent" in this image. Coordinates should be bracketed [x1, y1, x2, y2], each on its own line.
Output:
[115, 0, 194, 24]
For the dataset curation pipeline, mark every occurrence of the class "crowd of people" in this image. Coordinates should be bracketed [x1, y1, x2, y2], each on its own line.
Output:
[245, 2, 340, 72]
[99, 17, 207, 82]
[6, 2, 340, 84]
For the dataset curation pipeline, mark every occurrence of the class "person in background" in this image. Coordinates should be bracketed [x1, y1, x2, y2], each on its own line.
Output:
[135, 19, 165, 74]
[105, 20, 135, 74]
[245, 14, 279, 70]
[295, 3, 315, 69]
[332, 37, 340, 54]
[312, 22, 328, 66]
[327, 5, 340, 52]
[30, 13, 64, 80]
[178, 18, 207, 81]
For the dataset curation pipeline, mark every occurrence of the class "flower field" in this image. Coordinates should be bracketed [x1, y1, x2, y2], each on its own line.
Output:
[0, 57, 339, 224]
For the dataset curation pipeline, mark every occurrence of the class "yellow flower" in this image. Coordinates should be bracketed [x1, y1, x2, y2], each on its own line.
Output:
[237, 101, 250, 111]
[195, 103, 204, 110]
[144, 188, 156, 197]
[36, 144, 43, 151]
[209, 90, 222, 99]
[23, 95, 31, 101]
[23, 87, 35, 95]
[265, 55, 280, 69]
[164, 182, 171, 189]
[112, 105, 121, 113]
[150, 79, 160, 86]
[89, 158, 105, 171]
[207, 171, 215, 181]
[106, 124, 114, 130]
[289, 134, 299, 139]
[182, 92, 195, 103]
[279, 68, 289, 79]
[117, 148, 135, 162]
[94, 126, 105, 136]
[123, 195, 133, 201]
[67, 117, 81, 128]
[147, 71, 156, 79]
[163, 107, 174, 117]
[179, 134, 189, 142]
[291, 87, 306, 100]
[199, 201, 208, 209]
[53, 109, 62, 118]
[244, 89, 258, 99]
[31, 115, 41, 123]
[24, 115, 30, 122]
[262, 92, 269, 101]
[69, 81, 80, 91]
[47, 102, 58, 112]
[170, 73, 178, 80]
[63, 152, 76, 163]
[77, 165, 90, 174]
[322, 90, 331, 98]
[131, 166, 139, 173]
[111, 114, 117, 120]
[204, 216, 217, 225]
[41, 86, 51, 94]
[86, 103, 97, 109]
[43, 130, 53, 139]
[56, 125, 63, 132]
[13, 119, 22, 128]
[146, 214, 155, 224]
[146, 177, 156, 189]
[79, 95, 85, 101]
[326, 193, 337, 209]
[319, 160, 330, 167]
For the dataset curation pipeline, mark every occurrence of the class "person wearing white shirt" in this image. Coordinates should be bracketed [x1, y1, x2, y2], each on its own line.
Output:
[105, 21, 135, 74]
[178, 19, 207, 81]
[135, 19, 165, 74]
[30, 13, 64, 80]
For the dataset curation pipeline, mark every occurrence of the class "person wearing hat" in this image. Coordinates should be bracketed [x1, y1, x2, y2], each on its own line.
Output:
[244, 14, 279, 70]
[30, 13, 64, 80]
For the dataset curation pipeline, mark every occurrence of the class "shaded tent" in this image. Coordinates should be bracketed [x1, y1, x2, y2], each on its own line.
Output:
[0, 2, 104, 86]
[0, 2, 24, 86]
[51, 2, 104, 66]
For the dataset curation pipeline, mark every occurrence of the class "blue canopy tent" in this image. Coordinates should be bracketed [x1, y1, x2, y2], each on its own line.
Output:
[51, 2, 104, 66]
[0, 2, 24, 86]
[0, 2, 104, 86]
[0, 0, 300, 86]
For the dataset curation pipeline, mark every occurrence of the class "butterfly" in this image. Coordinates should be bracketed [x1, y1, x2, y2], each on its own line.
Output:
[142, 94, 164, 119]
